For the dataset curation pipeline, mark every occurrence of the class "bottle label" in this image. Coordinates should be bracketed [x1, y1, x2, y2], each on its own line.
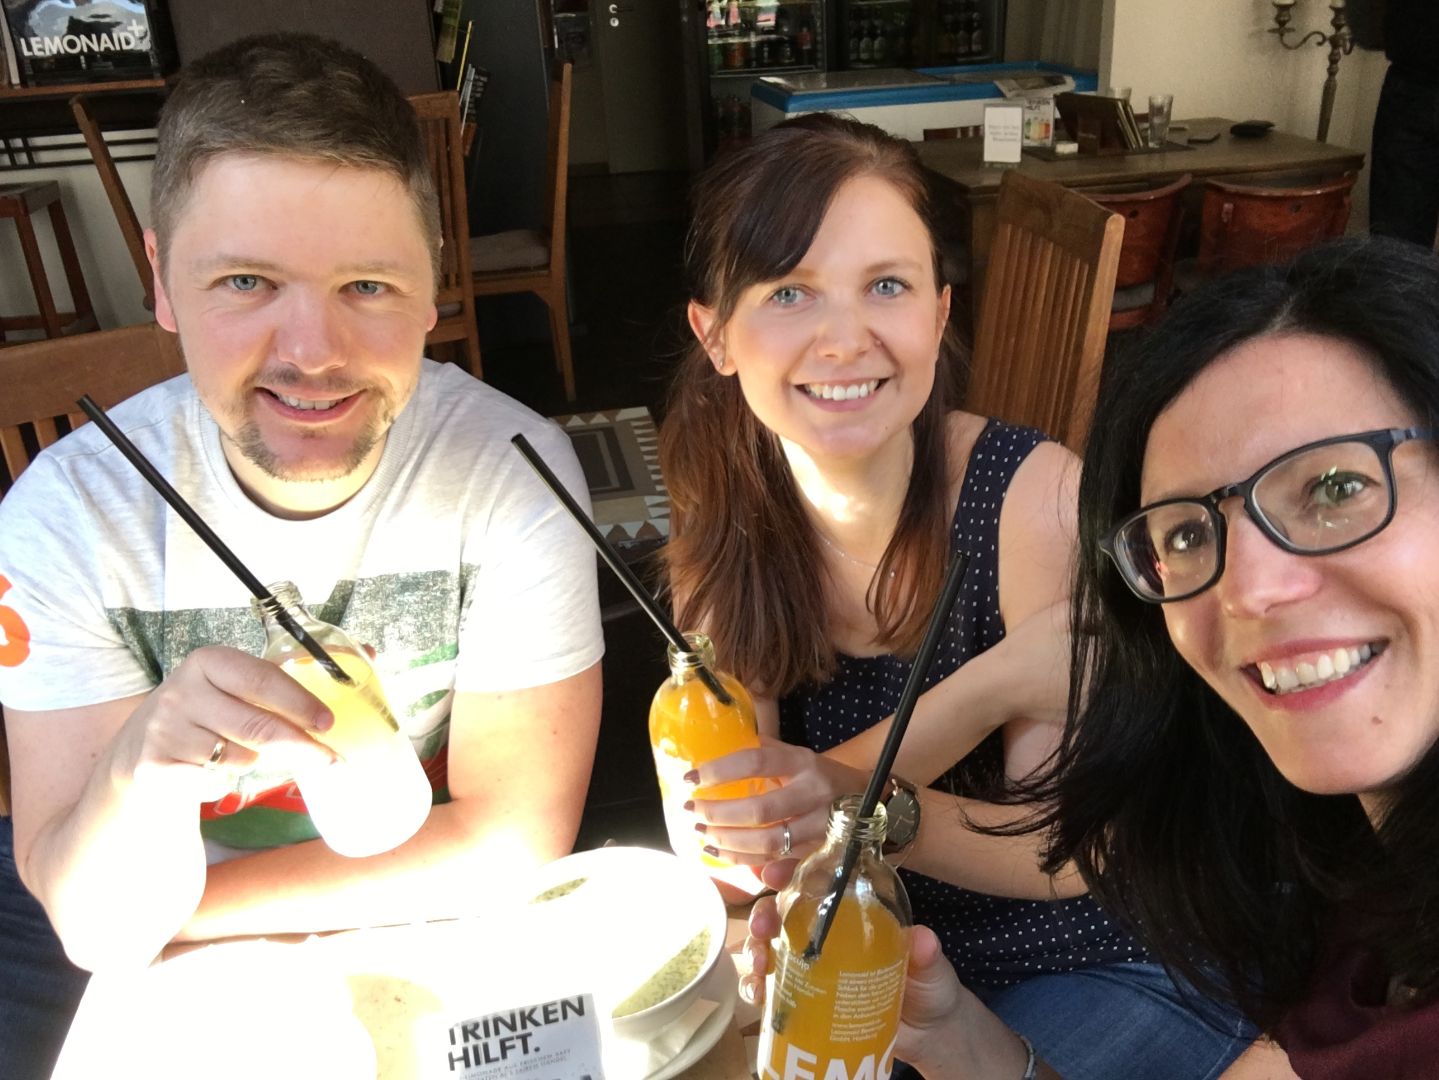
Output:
[758, 954, 906, 1080]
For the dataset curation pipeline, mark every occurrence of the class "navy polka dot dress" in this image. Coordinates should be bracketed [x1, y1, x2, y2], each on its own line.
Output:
[779, 420, 1144, 990]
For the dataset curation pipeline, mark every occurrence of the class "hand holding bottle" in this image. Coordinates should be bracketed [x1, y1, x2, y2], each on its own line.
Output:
[109, 644, 337, 801]
[685, 737, 870, 864]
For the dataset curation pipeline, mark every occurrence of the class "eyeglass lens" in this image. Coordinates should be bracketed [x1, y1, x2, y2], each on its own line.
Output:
[1116, 438, 1394, 600]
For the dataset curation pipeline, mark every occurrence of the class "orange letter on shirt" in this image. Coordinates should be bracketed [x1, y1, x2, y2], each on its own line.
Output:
[0, 573, 31, 667]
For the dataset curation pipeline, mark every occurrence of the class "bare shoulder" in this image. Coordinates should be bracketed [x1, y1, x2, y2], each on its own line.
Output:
[996, 437, 1081, 623]
[1004, 438, 1080, 535]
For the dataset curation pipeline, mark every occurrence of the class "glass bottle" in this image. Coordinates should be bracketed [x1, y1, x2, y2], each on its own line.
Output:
[649, 632, 768, 874]
[253, 582, 432, 858]
[757, 796, 913, 1080]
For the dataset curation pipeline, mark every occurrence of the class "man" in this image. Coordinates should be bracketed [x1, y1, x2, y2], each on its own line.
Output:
[0, 31, 603, 1068]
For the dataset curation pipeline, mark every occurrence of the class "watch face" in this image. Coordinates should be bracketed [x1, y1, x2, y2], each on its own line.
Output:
[884, 784, 920, 851]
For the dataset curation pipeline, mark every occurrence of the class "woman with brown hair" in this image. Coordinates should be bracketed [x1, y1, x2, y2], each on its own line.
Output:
[661, 113, 1250, 1078]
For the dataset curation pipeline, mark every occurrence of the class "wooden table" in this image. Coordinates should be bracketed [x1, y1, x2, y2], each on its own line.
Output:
[51, 913, 761, 1079]
[919, 117, 1366, 305]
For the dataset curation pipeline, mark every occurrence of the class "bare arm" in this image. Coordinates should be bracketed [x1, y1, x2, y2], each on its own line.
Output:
[182, 662, 602, 941]
[10, 656, 601, 968]
[1219, 1041, 1298, 1079]
[8, 646, 336, 972]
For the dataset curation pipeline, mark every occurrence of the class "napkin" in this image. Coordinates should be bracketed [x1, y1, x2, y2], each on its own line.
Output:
[606, 996, 720, 1078]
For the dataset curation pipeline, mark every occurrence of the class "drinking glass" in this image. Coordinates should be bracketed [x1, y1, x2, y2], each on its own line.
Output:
[1148, 93, 1174, 148]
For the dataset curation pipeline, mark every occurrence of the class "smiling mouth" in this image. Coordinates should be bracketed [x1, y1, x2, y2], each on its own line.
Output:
[1252, 641, 1386, 696]
[261, 388, 356, 413]
[800, 378, 887, 401]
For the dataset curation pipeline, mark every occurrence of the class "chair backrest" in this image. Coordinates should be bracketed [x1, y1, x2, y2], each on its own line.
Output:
[409, 91, 476, 314]
[1086, 173, 1191, 290]
[70, 94, 154, 311]
[967, 170, 1124, 452]
[544, 62, 574, 283]
[1197, 172, 1357, 276]
[0, 321, 184, 816]
[0, 322, 185, 487]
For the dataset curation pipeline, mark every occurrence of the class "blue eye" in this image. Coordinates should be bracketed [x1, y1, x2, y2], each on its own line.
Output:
[873, 277, 908, 298]
[228, 274, 261, 292]
[352, 280, 385, 296]
[770, 285, 804, 306]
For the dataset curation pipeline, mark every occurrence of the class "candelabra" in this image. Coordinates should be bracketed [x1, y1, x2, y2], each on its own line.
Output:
[1269, 0, 1356, 143]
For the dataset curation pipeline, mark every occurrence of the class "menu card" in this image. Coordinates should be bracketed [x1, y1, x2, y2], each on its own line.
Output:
[428, 993, 606, 1080]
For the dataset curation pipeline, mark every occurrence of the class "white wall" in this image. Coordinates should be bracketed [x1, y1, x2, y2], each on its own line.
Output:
[0, 134, 155, 335]
[1104, 0, 1385, 226]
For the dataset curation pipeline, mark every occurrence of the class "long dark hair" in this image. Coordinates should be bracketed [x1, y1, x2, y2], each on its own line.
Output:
[1043, 236, 1439, 1030]
[661, 114, 965, 694]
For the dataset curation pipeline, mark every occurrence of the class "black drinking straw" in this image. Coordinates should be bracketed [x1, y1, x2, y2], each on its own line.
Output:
[803, 549, 972, 962]
[75, 395, 353, 685]
[511, 433, 734, 706]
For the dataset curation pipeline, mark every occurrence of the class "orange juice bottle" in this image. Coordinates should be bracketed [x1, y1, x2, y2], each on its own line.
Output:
[649, 632, 768, 876]
[757, 796, 912, 1080]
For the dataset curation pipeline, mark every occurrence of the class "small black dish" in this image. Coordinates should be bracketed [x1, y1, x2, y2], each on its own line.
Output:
[1230, 119, 1276, 138]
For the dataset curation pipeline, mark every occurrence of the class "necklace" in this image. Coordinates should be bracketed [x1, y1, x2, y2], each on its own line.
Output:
[815, 528, 896, 577]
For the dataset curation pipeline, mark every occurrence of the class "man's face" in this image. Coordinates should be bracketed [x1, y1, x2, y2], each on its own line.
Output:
[148, 153, 438, 516]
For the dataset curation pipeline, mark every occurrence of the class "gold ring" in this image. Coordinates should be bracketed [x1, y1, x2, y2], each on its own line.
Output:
[205, 738, 227, 769]
[780, 821, 792, 857]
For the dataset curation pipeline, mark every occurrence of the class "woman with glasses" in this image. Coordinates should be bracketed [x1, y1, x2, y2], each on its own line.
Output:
[1038, 234, 1439, 1076]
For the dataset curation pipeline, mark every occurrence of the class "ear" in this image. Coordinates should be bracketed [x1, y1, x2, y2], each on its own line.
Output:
[145, 228, 178, 334]
[935, 284, 952, 342]
[687, 300, 734, 375]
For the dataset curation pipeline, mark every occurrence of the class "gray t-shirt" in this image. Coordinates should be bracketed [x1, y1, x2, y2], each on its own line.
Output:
[0, 360, 603, 851]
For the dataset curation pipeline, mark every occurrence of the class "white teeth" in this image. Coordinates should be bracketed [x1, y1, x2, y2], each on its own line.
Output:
[1259, 643, 1379, 696]
[277, 393, 340, 411]
[804, 379, 880, 401]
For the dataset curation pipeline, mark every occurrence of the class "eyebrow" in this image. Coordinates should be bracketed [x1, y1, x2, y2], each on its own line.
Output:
[190, 254, 416, 278]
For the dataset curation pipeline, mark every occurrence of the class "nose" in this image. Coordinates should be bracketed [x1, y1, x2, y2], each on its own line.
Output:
[813, 297, 872, 362]
[273, 289, 346, 374]
[1214, 508, 1323, 620]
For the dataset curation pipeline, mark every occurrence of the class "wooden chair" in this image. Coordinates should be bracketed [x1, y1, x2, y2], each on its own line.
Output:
[1196, 172, 1357, 276]
[71, 94, 154, 312]
[966, 170, 1124, 453]
[0, 182, 99, 344]
[0, 322, 185, 814]
[1087, 173, 1190, 331]
[409, 91, 483, 378]
[471, 62, 576, 401]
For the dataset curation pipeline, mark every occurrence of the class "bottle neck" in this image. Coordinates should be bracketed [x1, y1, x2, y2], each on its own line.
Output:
[824, 794, 888, 849]
[251, 581, 312, 626]
[667, 630, 718, 679]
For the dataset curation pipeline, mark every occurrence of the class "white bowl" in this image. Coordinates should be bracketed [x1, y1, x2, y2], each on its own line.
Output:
[525, 845, 728, 1044]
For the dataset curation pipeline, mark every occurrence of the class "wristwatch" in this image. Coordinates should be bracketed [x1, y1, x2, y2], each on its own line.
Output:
[880, 774, 921, 864]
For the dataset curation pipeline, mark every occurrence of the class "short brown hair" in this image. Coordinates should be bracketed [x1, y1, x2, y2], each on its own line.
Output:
[151, 32, 439, 279]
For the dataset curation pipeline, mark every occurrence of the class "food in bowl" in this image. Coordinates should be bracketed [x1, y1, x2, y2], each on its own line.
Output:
[531, 877, 587, 903]
[612, 928, 712, 1018]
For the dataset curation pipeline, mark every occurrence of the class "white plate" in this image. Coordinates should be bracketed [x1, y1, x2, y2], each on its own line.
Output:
[648, 951, 739, 1080]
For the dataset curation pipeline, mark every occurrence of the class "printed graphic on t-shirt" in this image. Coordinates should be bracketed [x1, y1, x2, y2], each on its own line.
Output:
[0, 573, 32, 668]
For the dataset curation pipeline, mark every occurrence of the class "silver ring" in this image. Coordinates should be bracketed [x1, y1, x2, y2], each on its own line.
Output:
[780, 821, 792, 857]
[204, 737, 227, 769]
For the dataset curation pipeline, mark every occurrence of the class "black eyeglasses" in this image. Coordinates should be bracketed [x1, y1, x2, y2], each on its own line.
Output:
[1101, 427, 1434, 603]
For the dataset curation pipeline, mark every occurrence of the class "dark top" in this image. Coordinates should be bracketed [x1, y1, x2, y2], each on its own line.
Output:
[1277, 915, 1439, 1078]
[779, 420, 1146, 989]
[1386, 0, 1439, 85]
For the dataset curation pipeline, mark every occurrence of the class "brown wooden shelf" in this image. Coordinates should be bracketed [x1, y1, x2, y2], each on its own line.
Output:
[0, 77, 167, 101]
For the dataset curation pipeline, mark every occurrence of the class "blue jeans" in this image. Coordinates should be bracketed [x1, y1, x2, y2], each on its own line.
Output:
[0, 816, 89, 1080]
[1371, 65, 1439, 247]
[971, 960, 1253, 1080]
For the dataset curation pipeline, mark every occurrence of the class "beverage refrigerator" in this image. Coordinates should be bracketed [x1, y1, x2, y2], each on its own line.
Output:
[682, 0, 1006, 160]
